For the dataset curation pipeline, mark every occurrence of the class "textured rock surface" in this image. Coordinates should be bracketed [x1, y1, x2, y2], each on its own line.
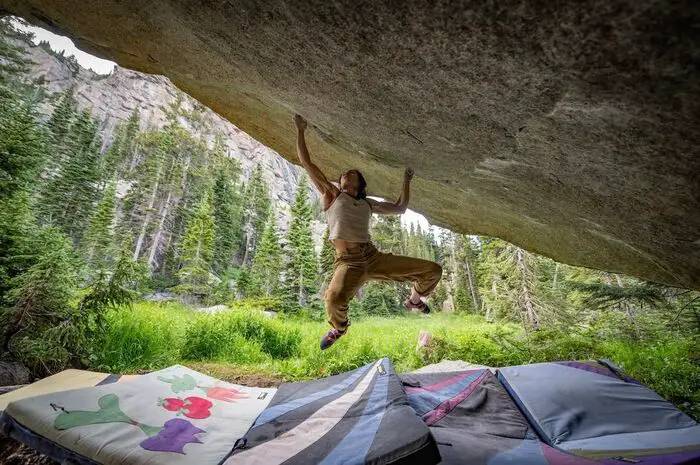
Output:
[0, 361, 31, 386]
[2, 1, 699, 288]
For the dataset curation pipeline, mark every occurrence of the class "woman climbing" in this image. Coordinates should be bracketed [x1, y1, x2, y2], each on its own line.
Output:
[294, 114, 443, 350]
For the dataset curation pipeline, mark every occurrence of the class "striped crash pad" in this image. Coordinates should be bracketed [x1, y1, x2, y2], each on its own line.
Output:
[400, 368, 599, 464]
[224, 358, 440, 465]
[3, 359, 699, 465]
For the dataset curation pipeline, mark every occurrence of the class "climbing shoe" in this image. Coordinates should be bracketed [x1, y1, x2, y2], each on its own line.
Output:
[404, 298, 431, 314]
[320, 323, 349, 350]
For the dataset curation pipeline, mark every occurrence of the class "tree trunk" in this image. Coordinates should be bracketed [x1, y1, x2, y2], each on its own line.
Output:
[485, 274, 497, 323]
[128, 141, 142, 172]
[133, 176, 160, 261]
[160, 230, 174, 275]
[147, 190, 172, 271]
[515, 248, 539, 330]
[448, 236, 458, 300]
[242, 227, 253, 266]
[615, 273, 640, 337]
[464, 257, 481, 312]
[298, 269, 305, 306]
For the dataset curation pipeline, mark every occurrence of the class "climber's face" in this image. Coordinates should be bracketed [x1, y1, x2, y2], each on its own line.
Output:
[340, 170, 360, 192]
[339, 169, 367, 198]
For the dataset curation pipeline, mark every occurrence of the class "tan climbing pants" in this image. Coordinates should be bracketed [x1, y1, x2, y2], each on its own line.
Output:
[325, 243, 443, 330]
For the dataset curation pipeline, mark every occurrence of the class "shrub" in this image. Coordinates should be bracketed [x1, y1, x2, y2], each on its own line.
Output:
[92, 303, 188, 372]
[182, 309, 301, 361]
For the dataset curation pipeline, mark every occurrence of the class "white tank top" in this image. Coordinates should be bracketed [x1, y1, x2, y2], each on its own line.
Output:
[325, 192, 372, 242]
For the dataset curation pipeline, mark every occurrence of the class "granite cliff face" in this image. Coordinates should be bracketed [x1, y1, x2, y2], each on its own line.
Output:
[2, 1, 699, 288]
[20, 39, 326, 248]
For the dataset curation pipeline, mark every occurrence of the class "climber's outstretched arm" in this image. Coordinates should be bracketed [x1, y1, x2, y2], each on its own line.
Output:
[369, 168, 413, 215]
[295, 114, 339, 209]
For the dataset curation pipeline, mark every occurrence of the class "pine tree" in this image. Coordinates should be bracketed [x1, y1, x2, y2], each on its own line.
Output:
[103, 106, 140, 179]
[454, 235, 482, 313]
[47, 89, 77, 145]
[367, 215, 409, 311]
[235, 268, 251, 298]
[175, 192, 216, 301]
[0, 18, 35, 100]
[434, 280, 449, 311]
[147, 126, 200, 274]
[373, 215, 405, 254]
[478, 238, 546, 330]
[80, 233, 148, 318]
[84, 182, 117, 269]
[0, 190, 36, 307]
[120, 129, 169, 260]
[40, 109, 102, 244]
[0, 90, 46, 199]
[454, 277, 471, 313]
[248, 212, 282, 297]
[284, 174, 318, 308]
[240, 165, 271, 265]
[1, 226, 80, 351]
[319, 228, 335, 290]
[161, 128, 222, 277]
[44, 88, 77, 171]
[362, 281, 391, 316]
[0, 20, 45, 198]
[212, 142, 244, 274]
[0, 26, 47, 306]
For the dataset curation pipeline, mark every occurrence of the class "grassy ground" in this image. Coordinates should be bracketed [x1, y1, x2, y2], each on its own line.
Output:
[91, 301, 700, 419]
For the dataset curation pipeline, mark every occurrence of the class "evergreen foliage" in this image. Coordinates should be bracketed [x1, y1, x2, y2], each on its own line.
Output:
[45, 88, 77, 169]
[85, 181, 117, 269]
[319, 228, 335, 290]
[248, 212, 282, 297]
[1, 226, 80, 353]
[284, 175, 318, 308]
[103, 106, 140, 179]
[212, 141, 244, 274]
[240, 165, 270, 265]
[40, 109, 102, 244]
[175, 191, 216, 301]
[0, 92, 46, 198]
[0, 18, 35, 99]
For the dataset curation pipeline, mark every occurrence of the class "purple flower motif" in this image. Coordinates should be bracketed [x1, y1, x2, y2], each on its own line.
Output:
[140, 418, 205, 454]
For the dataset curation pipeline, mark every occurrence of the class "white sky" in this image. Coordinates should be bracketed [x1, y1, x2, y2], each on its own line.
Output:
[15, 22, 433, 232]
[368, 197, 430, 231]
[17, 22, 116, 74]
[402, 209, 431, 232]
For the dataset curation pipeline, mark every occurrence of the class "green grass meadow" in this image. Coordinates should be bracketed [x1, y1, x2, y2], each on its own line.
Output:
[90, 301, 700, 419]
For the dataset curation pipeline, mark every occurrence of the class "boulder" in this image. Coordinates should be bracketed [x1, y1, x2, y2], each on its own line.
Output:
[143, 292, 176, 302]
[196, 304, 229, 315]
[442, 296, 455, 313]
[0, 361, 31, 387]
[3, 1, 699, 288]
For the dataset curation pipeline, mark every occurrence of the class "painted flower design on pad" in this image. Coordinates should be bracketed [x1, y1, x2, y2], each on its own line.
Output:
[159, 396, 213, 419]
[140, 418, 205, 454]
[158, 373, 249, 403]
[199, 386, 249, 403]
[157, 374, 198, 393]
